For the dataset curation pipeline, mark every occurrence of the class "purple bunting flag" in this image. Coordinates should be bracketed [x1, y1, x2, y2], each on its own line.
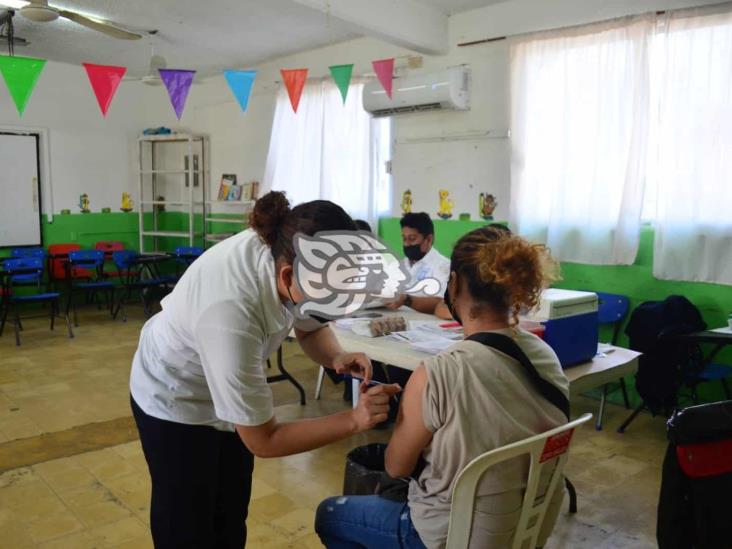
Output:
[159, 69, 196, 119]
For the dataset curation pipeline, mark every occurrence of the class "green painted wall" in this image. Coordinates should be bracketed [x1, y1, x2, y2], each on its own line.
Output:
[4, 213, 728, 404]
[379, 217, 732, 404]
[0, 212, 246, 257]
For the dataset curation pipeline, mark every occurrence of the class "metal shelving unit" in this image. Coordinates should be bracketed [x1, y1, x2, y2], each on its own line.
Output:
[137, 134, 209, 254]
[203, 199, 253, 247]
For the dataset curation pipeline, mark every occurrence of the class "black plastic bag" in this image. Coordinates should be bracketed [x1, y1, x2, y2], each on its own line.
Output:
[343, 443, 386, 496]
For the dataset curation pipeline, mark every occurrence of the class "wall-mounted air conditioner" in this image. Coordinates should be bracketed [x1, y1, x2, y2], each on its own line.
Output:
[363, 66, 470, 118]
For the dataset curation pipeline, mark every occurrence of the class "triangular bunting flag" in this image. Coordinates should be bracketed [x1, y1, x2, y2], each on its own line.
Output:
[159, 69, 196, 120]
[280, 68, 308, 113]
[329, 64, 353, 104]
[224, 69, 256, 112]
[0, 54, 47, 116]
[82, 62, 127, 117]
[372, 58, 395, 99]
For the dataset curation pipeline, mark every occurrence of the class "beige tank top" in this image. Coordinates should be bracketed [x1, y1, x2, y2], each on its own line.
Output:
[408, 329, 569, 549]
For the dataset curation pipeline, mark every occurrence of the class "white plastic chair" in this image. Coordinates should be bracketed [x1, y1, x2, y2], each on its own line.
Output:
[445, 413, 592, 549]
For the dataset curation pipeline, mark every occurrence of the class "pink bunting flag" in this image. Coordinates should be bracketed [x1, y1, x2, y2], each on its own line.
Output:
[82, 62, 126, 117]
[280, 68, 308, 113]
[159, 69, 196, 120]
[372, 58, 395, 99]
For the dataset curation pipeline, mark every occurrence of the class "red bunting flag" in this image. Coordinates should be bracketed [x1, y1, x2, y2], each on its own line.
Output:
[82, 62, 126, 117]
[280, 68, 308, 113]
[372, 58, 395, 99]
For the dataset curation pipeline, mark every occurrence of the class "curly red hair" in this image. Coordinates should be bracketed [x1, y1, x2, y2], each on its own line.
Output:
[450, 226, 559, 325]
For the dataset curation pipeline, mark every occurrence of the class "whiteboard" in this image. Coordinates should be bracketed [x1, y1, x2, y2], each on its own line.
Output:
[0, 133, 41, 248]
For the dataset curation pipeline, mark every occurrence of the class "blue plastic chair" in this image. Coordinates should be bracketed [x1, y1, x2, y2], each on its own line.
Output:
[1, 257, 73, 346]
[9, 247, 46, 286]
[112, 250, 170, 320]
[65, 250, 117, 327]
[594, 291, 632, 430]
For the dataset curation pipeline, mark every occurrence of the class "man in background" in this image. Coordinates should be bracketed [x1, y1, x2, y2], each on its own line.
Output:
[386, 212, 450, 313]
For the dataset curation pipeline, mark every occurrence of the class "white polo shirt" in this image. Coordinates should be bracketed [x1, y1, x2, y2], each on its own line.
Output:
[130, 229, 321, 432]
[403, 247, 450, 293]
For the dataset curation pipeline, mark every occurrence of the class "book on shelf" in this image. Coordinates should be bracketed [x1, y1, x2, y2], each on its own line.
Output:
[251, 181, 260, 200]
[227, 184, 243, 201]
[217, 174, 237, 201]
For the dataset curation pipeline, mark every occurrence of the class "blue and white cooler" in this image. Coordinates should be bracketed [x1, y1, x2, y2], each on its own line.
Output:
[522, 289, 599, 368]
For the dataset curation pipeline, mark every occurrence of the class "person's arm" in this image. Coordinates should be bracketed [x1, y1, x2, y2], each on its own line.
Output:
[385, 294, 441, 314]
[295, 325, 372, 381]
[237, 383, 401, 457]
[385, 365, 433, 477]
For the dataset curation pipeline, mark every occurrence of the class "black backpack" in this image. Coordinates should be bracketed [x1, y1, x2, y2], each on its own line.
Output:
[657, 400, 732, 548]
[624, 296, 707, 415]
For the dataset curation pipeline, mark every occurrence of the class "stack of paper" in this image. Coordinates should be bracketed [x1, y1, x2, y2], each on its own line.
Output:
[410, 338, 457, 354]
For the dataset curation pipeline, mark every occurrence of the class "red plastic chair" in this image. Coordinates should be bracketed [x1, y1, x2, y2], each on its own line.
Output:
[95, 241, 127, 279]
[48, 244, 92, 283]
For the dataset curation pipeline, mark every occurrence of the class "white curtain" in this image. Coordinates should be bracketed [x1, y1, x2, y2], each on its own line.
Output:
[650, 7, 732, 285]
[509, 16, 653, 264]
[263, 79, 386, 226]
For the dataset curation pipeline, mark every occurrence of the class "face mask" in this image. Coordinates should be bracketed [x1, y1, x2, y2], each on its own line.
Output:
[444, 281, 463, 326]
[403, 244, 426, 262]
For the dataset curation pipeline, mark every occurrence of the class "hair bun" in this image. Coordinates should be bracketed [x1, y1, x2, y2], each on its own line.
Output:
[250, 191, 291, 246]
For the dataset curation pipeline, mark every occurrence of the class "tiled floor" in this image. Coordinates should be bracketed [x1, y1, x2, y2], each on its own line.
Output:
[0, 306, 668, 548]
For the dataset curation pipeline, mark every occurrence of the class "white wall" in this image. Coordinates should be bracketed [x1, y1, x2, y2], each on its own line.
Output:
[183, 0, 717, 223]
[0, 61, 163, 215]
[2, 0, 715, 222]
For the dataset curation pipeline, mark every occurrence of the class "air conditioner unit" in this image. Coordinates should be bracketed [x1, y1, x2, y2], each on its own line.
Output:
[363, 67, 470, 118]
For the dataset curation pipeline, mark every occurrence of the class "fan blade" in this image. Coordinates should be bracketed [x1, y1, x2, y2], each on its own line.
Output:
[58, 10, 141, 40]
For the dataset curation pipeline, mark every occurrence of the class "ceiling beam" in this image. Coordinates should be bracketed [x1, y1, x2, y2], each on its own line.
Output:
[290, 0, 449, 55]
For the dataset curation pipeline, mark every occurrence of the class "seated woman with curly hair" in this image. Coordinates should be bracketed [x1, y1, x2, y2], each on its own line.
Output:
[315, 226, 568, 549]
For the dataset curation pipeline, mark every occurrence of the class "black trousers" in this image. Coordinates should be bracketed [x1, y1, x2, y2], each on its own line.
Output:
[131, 397, 254, 548]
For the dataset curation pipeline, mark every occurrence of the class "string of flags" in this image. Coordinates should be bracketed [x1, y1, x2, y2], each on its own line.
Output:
[0, 54, 397, 119]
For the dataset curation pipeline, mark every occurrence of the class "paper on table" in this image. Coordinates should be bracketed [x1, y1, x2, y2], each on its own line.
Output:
[411, 337, 457, 354]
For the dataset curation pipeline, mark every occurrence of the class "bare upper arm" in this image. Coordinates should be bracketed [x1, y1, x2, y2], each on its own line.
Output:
[385, 365, 433, 478]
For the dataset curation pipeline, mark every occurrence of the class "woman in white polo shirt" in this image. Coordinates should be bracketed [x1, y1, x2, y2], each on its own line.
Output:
[130, 191, 399, 548]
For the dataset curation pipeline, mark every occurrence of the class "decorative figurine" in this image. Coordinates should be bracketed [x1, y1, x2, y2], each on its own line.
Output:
[401, 189, 413, 215]
[437, 189, 454, 220]
[79, 193, 90, 213]
[479, 193, 497, 221]
[121, 192, 134, 212]
[155, 195, 166, 213]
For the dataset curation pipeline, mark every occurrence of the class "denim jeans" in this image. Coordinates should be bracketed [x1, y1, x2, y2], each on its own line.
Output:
[315, 495, 428, 549]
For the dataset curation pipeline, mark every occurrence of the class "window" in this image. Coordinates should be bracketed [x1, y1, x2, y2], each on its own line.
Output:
[262, 79, 390, 228]
[511, 6, 732, 284]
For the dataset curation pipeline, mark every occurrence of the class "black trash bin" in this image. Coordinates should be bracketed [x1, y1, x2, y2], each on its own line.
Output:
[343, 443, 387, 496]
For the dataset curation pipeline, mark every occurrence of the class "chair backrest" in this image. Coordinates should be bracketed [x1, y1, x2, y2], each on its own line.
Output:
[445, 413, 592, 549]
[10, 247, 45, 258]
[112, 250, 139, 270]
[48, 243, 82, 279]
[596, 292, 630, 325]
[3, 257, 44, 275]
[95, 241, 125, 253]
[174, 246, 203, 256]
[68, 249, 105, 268]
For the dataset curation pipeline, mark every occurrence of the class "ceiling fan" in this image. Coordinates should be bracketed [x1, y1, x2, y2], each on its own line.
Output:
[125, 49, 168, 86]
[6, 0, 141, 40]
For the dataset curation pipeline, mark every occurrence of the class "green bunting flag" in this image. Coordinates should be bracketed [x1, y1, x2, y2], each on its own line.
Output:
[0, 55, 47, 116]
[329, 64, 354, 104]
